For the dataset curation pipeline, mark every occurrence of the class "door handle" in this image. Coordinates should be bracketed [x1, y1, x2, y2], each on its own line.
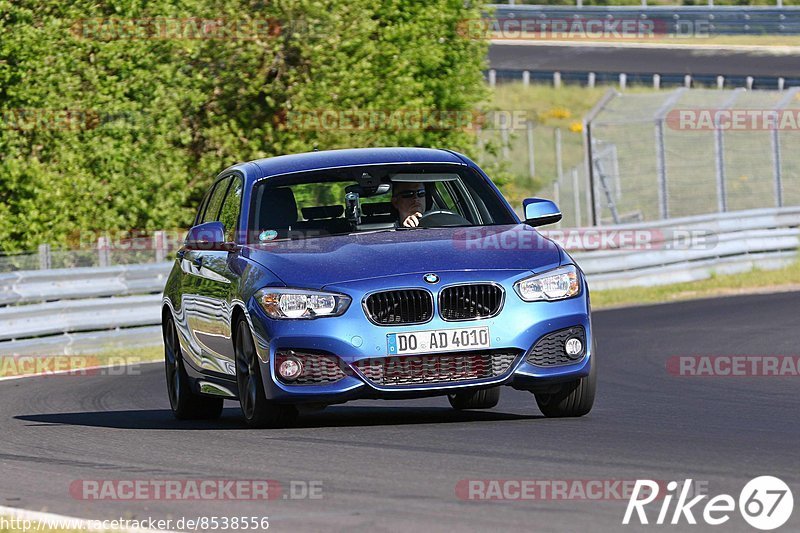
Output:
[193, 255, 203, 268]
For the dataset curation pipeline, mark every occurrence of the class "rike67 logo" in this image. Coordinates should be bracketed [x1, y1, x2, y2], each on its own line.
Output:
[624, 476, 794, 530]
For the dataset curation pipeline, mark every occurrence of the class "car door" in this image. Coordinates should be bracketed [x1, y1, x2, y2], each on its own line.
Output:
[174, 188, 213, 371]
[188, 173, 244, 376]
[181, 175, 235, 374]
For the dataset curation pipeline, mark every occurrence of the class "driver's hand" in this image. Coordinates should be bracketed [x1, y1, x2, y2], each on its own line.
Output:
[402, 212, 423, 228]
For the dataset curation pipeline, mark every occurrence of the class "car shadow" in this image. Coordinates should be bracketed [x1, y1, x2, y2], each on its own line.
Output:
[15, 405, 542, 430]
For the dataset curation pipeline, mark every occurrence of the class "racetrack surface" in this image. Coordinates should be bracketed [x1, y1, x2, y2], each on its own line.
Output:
[1, 292, 798, 532]
[489, 42, 800, 77]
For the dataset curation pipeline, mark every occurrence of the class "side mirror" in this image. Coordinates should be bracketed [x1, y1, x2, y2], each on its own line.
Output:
[184, 221, 236, 251]
[523, 198, 562, 227]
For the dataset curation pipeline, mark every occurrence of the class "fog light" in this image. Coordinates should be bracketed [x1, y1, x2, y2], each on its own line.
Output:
[278, 357, 303, 381]
[565, 338, 583, 356]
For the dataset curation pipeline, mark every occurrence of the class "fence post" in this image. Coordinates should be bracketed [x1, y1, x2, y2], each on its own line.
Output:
[588, 72, 595, 88]
[583, 89, 619, 226]
[154, 230, 168, 263]
[771, 88, 800, 207]
[554, 127, 564, 184]
[522, 70, 530, 87]
[553, 71, 562, 88]
[98, 236, 111, 267]
[501, 117, 510, 160]
[526, 120, 536, 179]
[652, 88, 687, 220]
[654, 121, 668, 219]
[572, 167, 582, 227]
[38, 244, 51, 270]
[553, 180, 561, 226]
[488, 69, 496, 88]
[713, 127, 727, 213]
[713, 89, 745, 213]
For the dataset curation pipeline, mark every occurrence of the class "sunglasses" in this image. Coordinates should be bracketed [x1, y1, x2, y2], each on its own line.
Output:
[393, 189, 426, 199]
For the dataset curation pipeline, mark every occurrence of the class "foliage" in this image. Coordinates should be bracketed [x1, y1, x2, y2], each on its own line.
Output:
[0, 0, 489, 252]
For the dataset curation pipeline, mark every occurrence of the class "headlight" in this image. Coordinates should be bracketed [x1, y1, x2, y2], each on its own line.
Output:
[514, 265, 581, 302]
[256, 288, 351, 319]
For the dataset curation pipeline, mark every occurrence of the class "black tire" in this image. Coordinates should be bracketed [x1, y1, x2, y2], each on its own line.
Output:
[448, 387, 501, 410]
[234, 319, 298, 428]
[163, 315, 224, 420]
[534, 357, 596, 418]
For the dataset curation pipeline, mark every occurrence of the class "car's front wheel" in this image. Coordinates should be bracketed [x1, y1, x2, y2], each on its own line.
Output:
[534, 357, 596, 418]
[448, 387, 501, 410]
[234, 319, 298, 428]
[163, 314, 224, 420]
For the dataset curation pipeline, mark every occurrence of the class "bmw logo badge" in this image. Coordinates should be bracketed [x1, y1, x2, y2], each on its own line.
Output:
[424, 273, 439, 284]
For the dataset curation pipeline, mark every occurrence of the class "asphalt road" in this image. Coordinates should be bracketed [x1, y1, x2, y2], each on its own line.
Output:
[1, 292, 798, 532]
[489, 42, 800, 77]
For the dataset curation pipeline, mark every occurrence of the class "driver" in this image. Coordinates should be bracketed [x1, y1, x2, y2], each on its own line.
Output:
[391, 181, 426, 228]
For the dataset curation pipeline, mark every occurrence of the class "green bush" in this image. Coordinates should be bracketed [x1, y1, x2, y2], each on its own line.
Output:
[0, 0, 489, 252]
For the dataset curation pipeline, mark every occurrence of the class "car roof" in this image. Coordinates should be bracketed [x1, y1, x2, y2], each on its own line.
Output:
[225, 147, 468, 182]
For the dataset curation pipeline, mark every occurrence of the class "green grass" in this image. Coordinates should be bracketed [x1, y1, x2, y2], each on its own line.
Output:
[591, 260, 800, 309]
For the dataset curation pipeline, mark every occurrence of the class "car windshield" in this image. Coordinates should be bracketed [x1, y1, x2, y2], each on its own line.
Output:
[248, 164, 516, 242]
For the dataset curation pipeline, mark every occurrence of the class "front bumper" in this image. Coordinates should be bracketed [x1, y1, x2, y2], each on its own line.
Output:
[246, 269, 593, 403]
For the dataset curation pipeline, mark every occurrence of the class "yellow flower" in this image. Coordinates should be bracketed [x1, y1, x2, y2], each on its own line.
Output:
[545, 107, 572, 120]
[568, 121, 583, 133]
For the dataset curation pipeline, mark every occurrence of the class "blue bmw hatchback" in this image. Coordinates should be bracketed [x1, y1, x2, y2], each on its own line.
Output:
[162, 147, 595, 427]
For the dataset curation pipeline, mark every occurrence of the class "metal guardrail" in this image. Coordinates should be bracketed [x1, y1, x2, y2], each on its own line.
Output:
[0, 207, 797, 355]
[563, 207, 800, 289]
[0, 263, 171, 306]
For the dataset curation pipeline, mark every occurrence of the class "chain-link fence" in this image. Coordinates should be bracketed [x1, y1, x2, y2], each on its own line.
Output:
[0, 232, 182, 273]
[549, 87, 800, 226]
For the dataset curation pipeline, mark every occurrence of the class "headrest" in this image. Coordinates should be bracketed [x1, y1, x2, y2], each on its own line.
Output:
[258, 187, 298, 229]
[362, 202, 394, 216]
[301, 205, 345, 220]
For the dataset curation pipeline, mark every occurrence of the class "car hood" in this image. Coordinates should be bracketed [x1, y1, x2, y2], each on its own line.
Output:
[242, 224, 563, 288]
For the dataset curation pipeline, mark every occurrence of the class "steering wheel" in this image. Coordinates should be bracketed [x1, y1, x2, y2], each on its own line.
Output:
[417, 210, 471, 228]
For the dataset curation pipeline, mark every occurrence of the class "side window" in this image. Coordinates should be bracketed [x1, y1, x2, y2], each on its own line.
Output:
[218, 175, 243, 242]
[193, 191, 210, 227]
[434, 181, 459, 212]
[201, 177, 231, 224]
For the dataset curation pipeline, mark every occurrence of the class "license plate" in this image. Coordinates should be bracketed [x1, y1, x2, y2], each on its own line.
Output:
[387, 326, 490, 355]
